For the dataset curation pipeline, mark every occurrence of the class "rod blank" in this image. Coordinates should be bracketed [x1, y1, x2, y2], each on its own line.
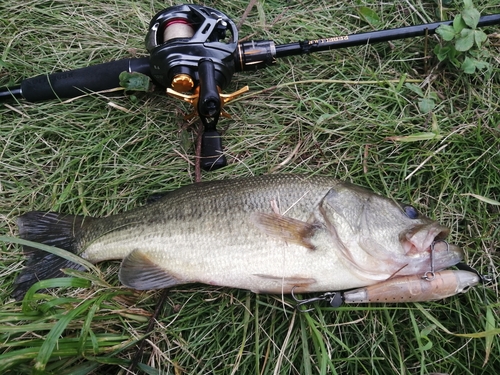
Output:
[275, 13, 500, 58]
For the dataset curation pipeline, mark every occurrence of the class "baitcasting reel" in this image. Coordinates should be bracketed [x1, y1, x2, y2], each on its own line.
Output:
[146, 5, 247, 169]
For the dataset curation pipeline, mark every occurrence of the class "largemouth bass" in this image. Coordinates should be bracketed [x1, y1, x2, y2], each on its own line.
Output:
[13, 174, 464, 300]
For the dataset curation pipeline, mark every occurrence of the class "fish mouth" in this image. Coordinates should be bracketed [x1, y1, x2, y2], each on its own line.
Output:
[400, 223, 464, 274]
[402, 223, 450, 255]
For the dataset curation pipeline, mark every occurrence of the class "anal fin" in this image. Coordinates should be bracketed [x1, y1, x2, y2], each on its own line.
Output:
[119, 249, 181, 290]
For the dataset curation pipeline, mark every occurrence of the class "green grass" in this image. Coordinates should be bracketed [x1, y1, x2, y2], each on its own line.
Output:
[1, 0, 499, 373]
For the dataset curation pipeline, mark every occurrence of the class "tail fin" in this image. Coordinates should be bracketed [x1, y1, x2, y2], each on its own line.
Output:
[13, 212, 90, 301]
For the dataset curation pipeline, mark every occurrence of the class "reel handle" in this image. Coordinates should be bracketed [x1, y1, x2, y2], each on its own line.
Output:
[198, 58, 226, 170]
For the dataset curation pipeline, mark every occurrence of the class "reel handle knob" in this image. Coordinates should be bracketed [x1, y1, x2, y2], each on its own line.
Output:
[201, 130, 227, 170]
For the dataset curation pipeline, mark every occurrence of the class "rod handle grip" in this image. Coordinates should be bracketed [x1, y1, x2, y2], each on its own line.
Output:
[19, 57, 150, 102]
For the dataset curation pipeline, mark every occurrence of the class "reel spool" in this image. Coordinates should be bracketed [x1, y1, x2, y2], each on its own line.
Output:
[162, 19, 196, 92]
[163, 19, 195, 42]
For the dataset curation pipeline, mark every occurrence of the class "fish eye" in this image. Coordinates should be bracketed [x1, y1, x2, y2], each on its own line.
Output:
[403, 205, 419, 219]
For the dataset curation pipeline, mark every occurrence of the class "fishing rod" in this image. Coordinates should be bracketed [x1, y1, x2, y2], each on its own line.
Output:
[1, 4, 499, 170]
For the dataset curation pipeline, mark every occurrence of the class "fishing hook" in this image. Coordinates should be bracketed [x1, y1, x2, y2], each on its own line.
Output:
[422, 240, 449, 281]
[291, 287, 344, 312]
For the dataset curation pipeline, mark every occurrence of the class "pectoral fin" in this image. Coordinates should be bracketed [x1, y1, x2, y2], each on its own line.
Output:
[251, 212, 320, 250]
[119, 249, 181, 290]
